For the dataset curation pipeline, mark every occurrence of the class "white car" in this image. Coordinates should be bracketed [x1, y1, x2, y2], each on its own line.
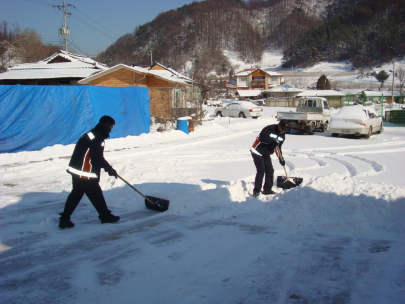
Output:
[214, 101, 263, 119]
[329, 106, 383, 138]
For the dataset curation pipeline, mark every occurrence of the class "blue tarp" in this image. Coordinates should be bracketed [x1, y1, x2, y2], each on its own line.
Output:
[0, 85, 150, 153]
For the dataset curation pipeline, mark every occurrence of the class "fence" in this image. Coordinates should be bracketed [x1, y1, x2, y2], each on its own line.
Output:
[265, 98, 299, 107]
[385, 110, 405, 124]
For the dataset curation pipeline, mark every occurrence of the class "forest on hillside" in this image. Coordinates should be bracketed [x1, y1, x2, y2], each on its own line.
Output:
[97, 0, 333, 82]
[282, 0, 405, 68]
[97, 0, 405, 82]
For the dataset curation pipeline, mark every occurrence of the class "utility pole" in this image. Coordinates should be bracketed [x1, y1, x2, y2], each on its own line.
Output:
[54, 0, 73, 52]
[391, 59, 395, 104]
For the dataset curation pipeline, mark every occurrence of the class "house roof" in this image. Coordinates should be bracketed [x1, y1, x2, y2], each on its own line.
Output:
[236, 89, 262, 97]
[263, 84, 304, 93]
[0, 50, 108, 80]
[235, 68, 282, 77]
[296, 90, 346, 97]
[78, 62, 195, 86]
[361, 90, 401, 97]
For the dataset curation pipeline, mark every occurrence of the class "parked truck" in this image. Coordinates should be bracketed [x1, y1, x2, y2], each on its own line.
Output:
[277, 97, 331, 134]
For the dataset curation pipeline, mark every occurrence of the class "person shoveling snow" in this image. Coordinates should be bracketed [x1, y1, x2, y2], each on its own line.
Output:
[250, 120, 290, 197]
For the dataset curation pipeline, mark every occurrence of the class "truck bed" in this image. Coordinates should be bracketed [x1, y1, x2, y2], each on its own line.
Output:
[277, 111, 326, 121]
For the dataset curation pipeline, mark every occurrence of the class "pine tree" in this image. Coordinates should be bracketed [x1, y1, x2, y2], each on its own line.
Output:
[374, 70, 389, 89]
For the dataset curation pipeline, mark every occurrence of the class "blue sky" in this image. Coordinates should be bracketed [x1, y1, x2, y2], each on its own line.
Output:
[1, 0, 197, 56]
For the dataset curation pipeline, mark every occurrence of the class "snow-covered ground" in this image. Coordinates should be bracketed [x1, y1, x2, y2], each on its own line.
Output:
[1, 106, 404, 304]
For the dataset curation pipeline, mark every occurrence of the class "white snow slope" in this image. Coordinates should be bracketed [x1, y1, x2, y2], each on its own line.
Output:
[1, 106, 404, 304]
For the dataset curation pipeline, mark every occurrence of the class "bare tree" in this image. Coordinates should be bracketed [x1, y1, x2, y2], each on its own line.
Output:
[397, 65, 405, 98]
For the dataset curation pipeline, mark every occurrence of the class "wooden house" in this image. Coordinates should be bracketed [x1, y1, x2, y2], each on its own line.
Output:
[78, 63, 202, 119]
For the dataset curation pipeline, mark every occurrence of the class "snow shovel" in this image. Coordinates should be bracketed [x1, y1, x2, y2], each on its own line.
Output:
[118, 175, 169, 212]
[275, 146, 303, 190]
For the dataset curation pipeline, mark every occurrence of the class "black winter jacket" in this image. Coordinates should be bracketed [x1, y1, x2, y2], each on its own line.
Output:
[251, 124, 285, 158]
[67, 123, 113, 181]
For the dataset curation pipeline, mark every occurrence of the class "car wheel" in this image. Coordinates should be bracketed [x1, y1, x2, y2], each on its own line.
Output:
[239, 112, 246, 118]
[306, 123, 315, 135]
[364, 126, 372, 139]
[321, 122, 329, 132]
[216, 111, 222, 117]
[332, 133, 339, 137]
[252, 117, 258, 119]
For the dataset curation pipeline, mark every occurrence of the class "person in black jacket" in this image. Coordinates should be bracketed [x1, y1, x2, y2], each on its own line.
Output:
[250, 120, 290, 197]
[58, 116, 120, 229]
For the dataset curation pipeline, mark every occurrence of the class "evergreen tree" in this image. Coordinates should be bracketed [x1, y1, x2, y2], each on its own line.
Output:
[374, 70, 389, 89]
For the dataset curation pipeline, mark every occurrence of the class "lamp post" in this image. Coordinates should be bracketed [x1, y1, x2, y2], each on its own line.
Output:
[381, 93, 384, 118]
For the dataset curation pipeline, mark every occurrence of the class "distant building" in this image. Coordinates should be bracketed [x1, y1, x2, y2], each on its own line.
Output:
[358, 90, 403, 104]
[296, 90, 346, 108]
[234, 68, 283, 91]
[262, 84, 304, 99]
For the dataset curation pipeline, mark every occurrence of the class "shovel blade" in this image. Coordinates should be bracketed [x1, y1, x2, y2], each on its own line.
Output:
[145, 196, 170, 212]
[276, 176, 303, 190]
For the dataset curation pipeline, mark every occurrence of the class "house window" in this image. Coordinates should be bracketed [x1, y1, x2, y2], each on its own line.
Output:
[238, 77, 247, 86]
[172, 89, 182, 108]
[271, 76, 278, 82]
[252, 76, 264, 86]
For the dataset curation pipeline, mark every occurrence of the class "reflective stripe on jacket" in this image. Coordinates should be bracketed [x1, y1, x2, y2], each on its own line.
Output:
[67, 125, 112, 181]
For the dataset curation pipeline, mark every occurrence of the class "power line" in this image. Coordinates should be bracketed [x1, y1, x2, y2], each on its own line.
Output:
[24, 0, 55, 7]
[72, 6, 120, 38]
[71, 15, 117, 41]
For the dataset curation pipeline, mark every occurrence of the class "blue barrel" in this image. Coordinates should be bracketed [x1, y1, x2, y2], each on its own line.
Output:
[177, 118, 189, 134]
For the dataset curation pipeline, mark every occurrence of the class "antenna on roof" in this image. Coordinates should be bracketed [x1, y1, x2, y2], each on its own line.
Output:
[54, 0, 74, 52]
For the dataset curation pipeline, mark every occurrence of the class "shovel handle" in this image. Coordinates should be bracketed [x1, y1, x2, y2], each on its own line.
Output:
[117, 175, 155, 205]
[283, 166, 289, 179]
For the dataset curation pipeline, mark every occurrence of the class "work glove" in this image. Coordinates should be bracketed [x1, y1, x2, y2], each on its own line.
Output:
[279, 159, 286, 166]
[107, 167, 118, 178]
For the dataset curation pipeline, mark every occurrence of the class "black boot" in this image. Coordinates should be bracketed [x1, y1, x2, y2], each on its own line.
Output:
[59, 213, 74, 229]
[99, 212, 120, 224]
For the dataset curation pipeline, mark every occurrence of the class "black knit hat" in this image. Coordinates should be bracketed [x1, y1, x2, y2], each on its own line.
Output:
[99, 115, 115, 126]
[278, 120, 289, 131]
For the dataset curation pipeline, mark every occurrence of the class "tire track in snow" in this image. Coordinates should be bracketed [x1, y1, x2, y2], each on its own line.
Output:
[294, 150, 385, 178]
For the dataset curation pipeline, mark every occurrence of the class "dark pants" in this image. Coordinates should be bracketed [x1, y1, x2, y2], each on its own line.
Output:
[61, 175, 110, 218]
[252, 152, 274, 192]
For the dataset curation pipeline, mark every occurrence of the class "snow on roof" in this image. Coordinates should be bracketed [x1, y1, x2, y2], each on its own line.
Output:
[0, 68, 101, 80]
[236, 89, 262, 97]
[297, 90, 345, 97]
[147, 63, 194, 85]
[79, 62, 195, 86]
[0, 50, 107, 80]
[361, 90, 401, 97]
[263, 84, 304, 93]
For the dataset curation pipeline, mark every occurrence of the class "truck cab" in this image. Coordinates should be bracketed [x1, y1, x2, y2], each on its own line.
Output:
[277, 97, 331, 134]
[297, 97, 331, 116]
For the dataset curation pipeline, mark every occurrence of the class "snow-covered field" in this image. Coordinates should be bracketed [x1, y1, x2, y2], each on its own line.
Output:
[1, 105, 404, 304]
